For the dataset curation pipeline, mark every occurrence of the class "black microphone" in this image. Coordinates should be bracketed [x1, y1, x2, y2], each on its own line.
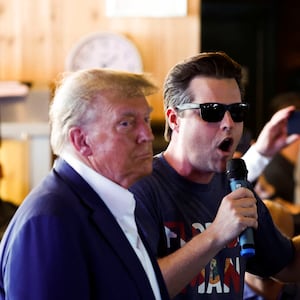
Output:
[226, 158, 255, 258]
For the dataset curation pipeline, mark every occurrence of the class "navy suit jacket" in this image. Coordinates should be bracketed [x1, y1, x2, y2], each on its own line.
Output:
[0, 158, 170, 300]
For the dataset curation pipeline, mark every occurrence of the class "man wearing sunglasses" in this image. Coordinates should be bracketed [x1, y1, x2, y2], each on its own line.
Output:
[130, 51, 300, 299]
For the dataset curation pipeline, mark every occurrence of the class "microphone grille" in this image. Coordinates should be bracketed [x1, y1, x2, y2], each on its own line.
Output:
[226, 158, 248, 180]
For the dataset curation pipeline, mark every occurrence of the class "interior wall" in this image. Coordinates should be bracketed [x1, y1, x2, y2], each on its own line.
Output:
[0, 0, 201, 203]
[0, 139, 29, 205]
[0, 0, 200, 120]
[277, 0, 300, 92]
[201, 0, 277, 137]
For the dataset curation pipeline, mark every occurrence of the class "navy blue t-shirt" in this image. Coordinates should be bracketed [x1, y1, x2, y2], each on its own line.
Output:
[130, 153, 294, 300]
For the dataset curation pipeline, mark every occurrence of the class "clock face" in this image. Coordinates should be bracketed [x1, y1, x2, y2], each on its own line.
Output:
[65, 32, 143, 73]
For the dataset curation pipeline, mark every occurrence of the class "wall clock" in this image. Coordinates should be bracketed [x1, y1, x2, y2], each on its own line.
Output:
[65, 31, 143, 73]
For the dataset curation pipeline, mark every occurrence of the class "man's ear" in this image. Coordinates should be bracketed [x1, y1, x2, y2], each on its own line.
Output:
[166, 107, 180, 131]
[69, 127, 92, 156]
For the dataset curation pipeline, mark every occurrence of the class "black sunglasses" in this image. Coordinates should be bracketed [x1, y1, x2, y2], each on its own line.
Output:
[176, 102, 249, 123]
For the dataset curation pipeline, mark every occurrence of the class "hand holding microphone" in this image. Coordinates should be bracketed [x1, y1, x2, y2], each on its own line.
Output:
[226, 158, 256, 258]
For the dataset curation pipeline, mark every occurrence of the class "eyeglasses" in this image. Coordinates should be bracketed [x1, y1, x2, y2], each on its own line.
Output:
[176, 102, 249, 123]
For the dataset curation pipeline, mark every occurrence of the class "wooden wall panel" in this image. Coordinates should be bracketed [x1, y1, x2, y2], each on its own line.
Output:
[0, 0, 200, 204]
[0, 0, 200, 120]
[0, 139, 29, 205]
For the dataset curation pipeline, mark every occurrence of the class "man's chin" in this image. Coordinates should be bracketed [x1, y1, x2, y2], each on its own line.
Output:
[215, 161, 227, 174]
[136, 163, 153, 179]
[142, 165, 153, 177]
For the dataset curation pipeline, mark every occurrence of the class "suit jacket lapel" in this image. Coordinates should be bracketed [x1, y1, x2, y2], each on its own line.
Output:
[53, 158, 163, 299]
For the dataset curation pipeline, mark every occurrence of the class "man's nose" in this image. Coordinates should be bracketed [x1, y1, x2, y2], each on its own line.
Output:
[137, 124, 154, 143]
[220, 111, 235, 129]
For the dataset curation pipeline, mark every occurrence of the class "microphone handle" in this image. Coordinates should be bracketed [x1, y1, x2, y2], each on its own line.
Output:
[229, 179, 255, 258]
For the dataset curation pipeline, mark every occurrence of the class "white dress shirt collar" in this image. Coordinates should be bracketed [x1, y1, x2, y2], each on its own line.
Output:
[61, 153, 135, 221]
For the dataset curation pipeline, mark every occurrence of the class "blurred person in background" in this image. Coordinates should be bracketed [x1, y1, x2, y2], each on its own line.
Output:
[244, 200, 300, 300]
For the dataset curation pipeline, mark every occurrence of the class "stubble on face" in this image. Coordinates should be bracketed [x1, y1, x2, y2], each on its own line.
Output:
[180, 77, 244, 179]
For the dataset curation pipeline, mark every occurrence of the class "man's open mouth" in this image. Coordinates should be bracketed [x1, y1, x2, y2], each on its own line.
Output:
[218, 137, 233, 152]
